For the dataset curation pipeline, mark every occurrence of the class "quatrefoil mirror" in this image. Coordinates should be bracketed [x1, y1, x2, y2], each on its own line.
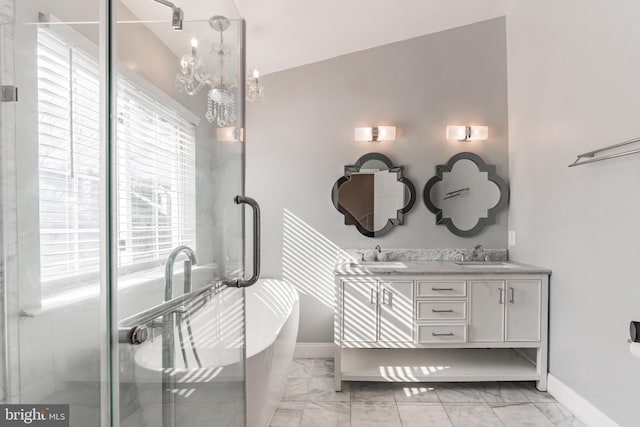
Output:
[332, 153, 416, 237]
[423, 152, 509, 237]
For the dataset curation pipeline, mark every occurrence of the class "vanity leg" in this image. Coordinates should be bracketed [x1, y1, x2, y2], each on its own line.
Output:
[334, 345, 342, 392]
[536, 278, 549, 392]
[536, 346, 548, 391]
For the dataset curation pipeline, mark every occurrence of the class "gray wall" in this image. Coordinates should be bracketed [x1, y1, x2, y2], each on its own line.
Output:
[247, 17, 509, 342]
[507, 1, 640, 425]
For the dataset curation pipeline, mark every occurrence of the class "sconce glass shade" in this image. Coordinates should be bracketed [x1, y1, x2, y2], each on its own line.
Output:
[469, 126, 489, 140]
[377, 126, 396, 141]
[216, 126, 244, 142]
[354, 126, 396, 142]
[446, 125, 488, 141]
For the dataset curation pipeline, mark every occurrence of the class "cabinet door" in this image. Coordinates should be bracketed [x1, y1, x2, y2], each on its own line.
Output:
[342, 279, 378, 342]
[468, 281, 505, 342]
[505, 280, 541, 341]
[379, 281, 414, 343]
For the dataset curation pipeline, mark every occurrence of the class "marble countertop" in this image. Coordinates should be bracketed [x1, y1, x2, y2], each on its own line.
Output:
[334, 260, 551, 276]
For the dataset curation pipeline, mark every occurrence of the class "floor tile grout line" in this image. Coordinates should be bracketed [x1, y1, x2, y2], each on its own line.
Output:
[486, 402, 509, 427]
[393, 399, 403, 427]
[438, 399, 456, 427]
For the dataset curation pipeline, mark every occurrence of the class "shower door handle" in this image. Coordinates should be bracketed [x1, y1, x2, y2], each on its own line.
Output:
[224, 196, 261, 288]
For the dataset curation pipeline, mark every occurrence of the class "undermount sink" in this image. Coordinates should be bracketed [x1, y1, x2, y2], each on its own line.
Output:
[455, 262, 517, 269]
[349, 261, 407, 269]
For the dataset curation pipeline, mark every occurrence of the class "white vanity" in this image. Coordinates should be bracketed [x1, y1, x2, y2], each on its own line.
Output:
[333, 261, 550, 391]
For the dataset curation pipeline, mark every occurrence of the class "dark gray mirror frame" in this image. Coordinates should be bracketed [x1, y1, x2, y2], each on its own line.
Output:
[423, 152, 509, 237]
[332, 152, 417, 238]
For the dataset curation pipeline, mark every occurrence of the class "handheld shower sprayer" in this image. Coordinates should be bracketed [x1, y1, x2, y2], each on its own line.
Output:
[152, 0, 184, 30]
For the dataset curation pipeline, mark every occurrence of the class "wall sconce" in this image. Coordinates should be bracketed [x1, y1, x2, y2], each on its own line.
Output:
[446, 125, 488, 141]
[216, 126, 245, 142]
[354, 126, 396, 142]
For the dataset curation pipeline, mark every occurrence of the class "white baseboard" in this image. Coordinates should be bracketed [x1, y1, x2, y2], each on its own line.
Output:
[547, 374, 620, 427]
[294, 343, 334, 359]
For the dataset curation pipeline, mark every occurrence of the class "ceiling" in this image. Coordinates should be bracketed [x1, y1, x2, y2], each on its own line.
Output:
[120, 0, 511, 75]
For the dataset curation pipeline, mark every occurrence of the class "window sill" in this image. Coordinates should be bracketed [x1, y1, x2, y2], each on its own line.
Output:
[24, 263, 218, 316]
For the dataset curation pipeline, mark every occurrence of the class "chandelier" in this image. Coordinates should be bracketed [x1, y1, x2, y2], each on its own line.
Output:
[175, 15, 237, 127]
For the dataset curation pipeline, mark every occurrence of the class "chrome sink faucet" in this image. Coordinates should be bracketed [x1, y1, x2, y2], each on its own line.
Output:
[373, 245, 382, 261]
[471, 244, 484, 262]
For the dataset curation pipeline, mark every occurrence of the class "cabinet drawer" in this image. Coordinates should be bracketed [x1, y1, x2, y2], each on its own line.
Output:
[417, 324, 467, 343]
[417, 281, 466, 298]
[417, 301, 467, 321]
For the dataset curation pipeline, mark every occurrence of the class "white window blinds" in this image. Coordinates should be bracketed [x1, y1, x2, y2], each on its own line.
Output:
[37, 28, 196, 295]
[116, 78, 196, 269]
[37, 29, 101, 292]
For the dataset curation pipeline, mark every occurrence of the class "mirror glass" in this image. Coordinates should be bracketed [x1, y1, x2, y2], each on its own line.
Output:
[332, 153, 416, 237]
[424, 152, 508, 237]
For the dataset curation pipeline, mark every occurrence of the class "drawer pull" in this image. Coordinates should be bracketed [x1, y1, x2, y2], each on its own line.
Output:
[432, 309, 454, 313]
[432, 287, 454, 291]
[382, 288, 393, 306]
[499, 288, 504, 304]
[432, 332, 455, 337]
[370, 288, 376, 305]
[509, 287, 515, 304]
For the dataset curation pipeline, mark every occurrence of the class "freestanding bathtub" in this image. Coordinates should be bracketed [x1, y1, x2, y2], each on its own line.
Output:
[130, 278, 299, 427]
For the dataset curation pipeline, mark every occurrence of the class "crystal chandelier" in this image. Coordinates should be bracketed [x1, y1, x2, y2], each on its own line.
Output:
[246, 68, 264, 102]
[175, 15, 237, 127]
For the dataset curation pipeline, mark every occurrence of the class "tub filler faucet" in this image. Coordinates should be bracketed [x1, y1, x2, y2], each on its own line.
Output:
[165, 245, 197, 300]
[163, 245, 198, 427]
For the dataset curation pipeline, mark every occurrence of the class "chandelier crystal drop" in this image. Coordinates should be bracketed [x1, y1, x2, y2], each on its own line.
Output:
[175, 15, 237, 128]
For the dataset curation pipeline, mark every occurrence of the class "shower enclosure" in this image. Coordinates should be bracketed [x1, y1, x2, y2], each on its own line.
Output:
[0, 0, 255, 426]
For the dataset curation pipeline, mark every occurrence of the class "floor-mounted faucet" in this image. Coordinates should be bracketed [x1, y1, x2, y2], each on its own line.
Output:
[162, 245, 197, 427]
[165, 245, 197, 301]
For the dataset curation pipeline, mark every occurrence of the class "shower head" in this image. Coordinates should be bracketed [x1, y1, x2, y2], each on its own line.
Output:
[151, 0, 184, 30]
[171, 7, 184, 30]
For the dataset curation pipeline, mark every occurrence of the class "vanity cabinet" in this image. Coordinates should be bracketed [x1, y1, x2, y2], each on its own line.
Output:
[342, 279, 378, 342]
[379, 280, 413, 343]
[341, 279, 413, 344]
[335, 266, 550, 393]
[469, 280, 541, 342]
[505, 280, 542, 342]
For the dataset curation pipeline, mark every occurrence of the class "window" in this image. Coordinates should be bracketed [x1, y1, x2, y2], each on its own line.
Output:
[116, 76, 196, 270]
[37, 28, 196, 297]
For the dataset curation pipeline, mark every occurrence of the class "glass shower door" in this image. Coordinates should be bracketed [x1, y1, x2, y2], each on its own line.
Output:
[113, 15, 248, 427]
[0, 9, 111, 427]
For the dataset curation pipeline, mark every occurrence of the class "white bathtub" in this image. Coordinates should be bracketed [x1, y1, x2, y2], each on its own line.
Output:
[130, 279, 299, 427]
[246, 279, 300, 426]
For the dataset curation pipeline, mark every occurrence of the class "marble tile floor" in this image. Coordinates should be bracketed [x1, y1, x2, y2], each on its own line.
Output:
[270, 359, 585, 427]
